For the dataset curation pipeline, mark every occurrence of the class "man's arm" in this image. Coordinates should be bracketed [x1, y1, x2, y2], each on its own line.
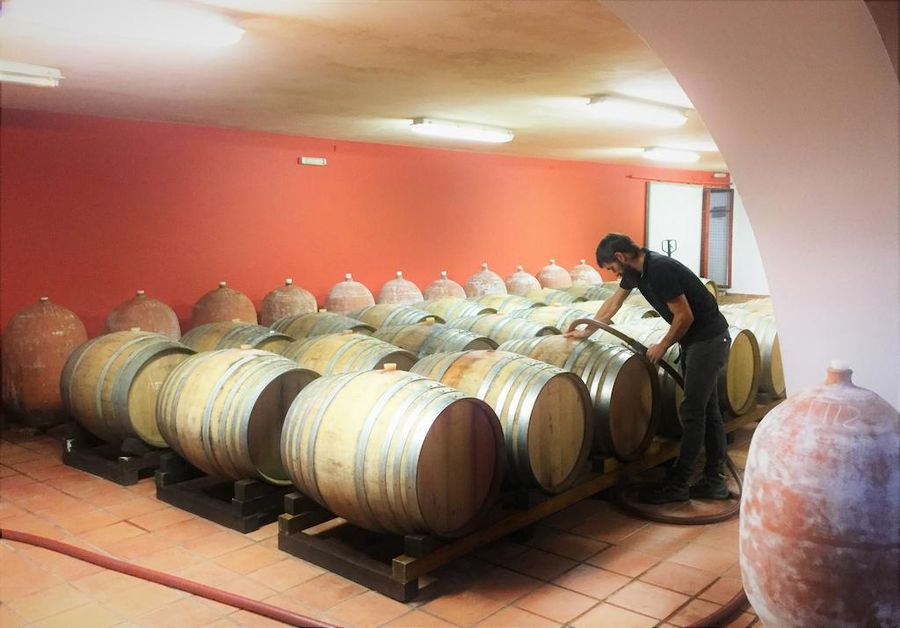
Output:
[565, 287, 630, 338]
[645, 295, 693, 364]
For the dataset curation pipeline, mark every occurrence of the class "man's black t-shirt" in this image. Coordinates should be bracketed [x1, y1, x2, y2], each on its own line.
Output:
[620, 249, 728, 345]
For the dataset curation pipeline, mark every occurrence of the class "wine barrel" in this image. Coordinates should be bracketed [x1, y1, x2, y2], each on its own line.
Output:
[106, 290, 181, 340]
[1, 297, 87, 427]
[411, 350, 592, 493]
[192, 281, 257, 327]
[373, 321, 497, 358]
[446, 315, 559, 345]
[348, 304, 445, 329]
[720, 308, 784, 398]
[499, 335, 658, 461]
[508, 306, 582, 331]
[260, 278, 317, 327]
[156, 348, 317, 483]
[281, 367, 504, 537]
[60, 330, 194, 447]
[525, 288, 584, 306]
[567, 285, 617, 301]
[180, 321, 293, 353]
[281, 332, 417, 375]
[271, 312, 375, 339]
[420, 298, 495, 321]
[469, 294, 541, 314]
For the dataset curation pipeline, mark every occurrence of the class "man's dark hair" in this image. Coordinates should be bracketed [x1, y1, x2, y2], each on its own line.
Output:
[596, 233, 641, 265]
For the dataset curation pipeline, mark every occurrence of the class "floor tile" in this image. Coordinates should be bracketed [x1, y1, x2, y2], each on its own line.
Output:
[80, 521, 146, 549]
[570, 513, 645, 543]
[182, 530, 255, 559]
[586, 545, 660, 577]
[30, 601, 122, 628]
[274, 573, 367, 612]
[474, 539, 529, 564]
[136, 546, 205, 573]
[464, 565, 543, 604]
[7, 582, 94, 622]
[666, 598, 721, 626]
[103, 497, 169, 521]
[325, 590, 410, 627]
[606, 580, 690, 619]
[228, 608, 299, 626]
[552, 563, 631, 599]
[421, 589, 506, 626]
[246, 557, 324, 592]
[132, 596, 233, 627]
[71, 569, 144, 600]
[699, 576, 745, 604]
[496, 548, 577, 581]
[525, 526, 609, 561]
[616, 526, 693, 557]
[639, 561, 718, 595]
[726, 611, 757, 627]
[102, 581, 186, 618]
[478, 605, 562, 627]
[514, 583, 597, 623]
[213, 543, 285, 575]
[127, 507, 194, 531]
[154, 517, 223, 544]
[570, 602, 658, 628]
[103, 532, 182, 560]
[668, 543, 738, 575]
[178, 561, 243, 587]
[386, 609, 457, 626]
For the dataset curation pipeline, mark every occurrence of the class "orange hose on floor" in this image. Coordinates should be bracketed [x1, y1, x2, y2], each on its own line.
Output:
[0, 528, 335, 628]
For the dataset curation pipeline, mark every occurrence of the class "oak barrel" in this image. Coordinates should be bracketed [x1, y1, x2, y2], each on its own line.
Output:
[373, 322, 497, 358]
[281, 333, 417, 375]
[180, 321, 293, 353]
[271, 312, 375, 339]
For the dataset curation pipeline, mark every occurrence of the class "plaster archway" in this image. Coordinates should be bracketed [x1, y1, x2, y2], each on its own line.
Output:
[605, 0, 899, 407]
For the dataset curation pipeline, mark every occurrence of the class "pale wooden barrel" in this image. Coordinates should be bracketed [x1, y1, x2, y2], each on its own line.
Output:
[499, 336, 658, 461]
[420, 298, 495, 321]
[180, 321, 293, 353]
[564, 301, 658, 325]
[720, 308, 784, 397]
[525, 288, 584, 305]
[411, 350, 593, 493]
[698, 277, 719, 302]
[280, 332, 417, 375]
[156, 348, 317, 483]
[271, 312, 375, 339]
[508, 306, 583, 331]
[446, 315, 559, 345]
[60, 331, 194, 447]
[469, 294, 539, 314]
[373, 322, 497, 358]
[572, 285, 618, 301]
[281, 368, 504, 537]
[348, 304, 445, 329]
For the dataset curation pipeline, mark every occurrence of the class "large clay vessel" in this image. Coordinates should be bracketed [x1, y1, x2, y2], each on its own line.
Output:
[740, 362, 900, 627]
[260, 278, 317, 326]
[192, 281, 257, 328]
[569, 259, 603, 286]
[324, 273, 375, 314]
[464, 263, 507, 297]
[376, 271, 423, 305]
[106, 290, 181, 340]
[536, 259, 572, 289]
[423, 271, 466, 300]
[505, 266, 541, 296]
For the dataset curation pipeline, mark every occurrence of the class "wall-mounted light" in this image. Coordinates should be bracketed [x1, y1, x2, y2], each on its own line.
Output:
[643, 146, 701, 163]
[410, 118, 514, 143]
[588, 94, 688, 127]
[0, 60, 62, 87]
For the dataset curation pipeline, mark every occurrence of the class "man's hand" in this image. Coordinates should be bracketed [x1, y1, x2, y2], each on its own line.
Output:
[563, 327, 593, 340]
[645, 342, 667, 365]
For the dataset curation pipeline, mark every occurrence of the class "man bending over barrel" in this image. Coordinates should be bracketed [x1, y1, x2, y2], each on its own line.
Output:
[567, 233, 731, 503]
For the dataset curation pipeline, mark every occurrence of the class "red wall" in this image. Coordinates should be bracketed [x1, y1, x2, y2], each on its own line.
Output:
[0, 109, 726, 336]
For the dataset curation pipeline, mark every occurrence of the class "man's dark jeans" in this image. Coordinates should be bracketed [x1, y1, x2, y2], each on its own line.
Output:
[671, 330, 731, 486]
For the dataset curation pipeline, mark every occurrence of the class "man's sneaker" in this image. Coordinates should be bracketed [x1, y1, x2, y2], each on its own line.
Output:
[690, 475, 731, 500]
[636, 482, 690, 504]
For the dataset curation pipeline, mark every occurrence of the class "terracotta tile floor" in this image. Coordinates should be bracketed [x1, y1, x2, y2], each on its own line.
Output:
[0, 424, 763, 627]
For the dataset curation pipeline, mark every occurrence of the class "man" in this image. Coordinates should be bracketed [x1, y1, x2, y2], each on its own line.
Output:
[569, 233, 731, 503]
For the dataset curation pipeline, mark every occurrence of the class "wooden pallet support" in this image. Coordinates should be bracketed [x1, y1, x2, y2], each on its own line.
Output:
[155, 452, 291, 533]
[61, 422, 164, 486]
[278, 400, 780, 601]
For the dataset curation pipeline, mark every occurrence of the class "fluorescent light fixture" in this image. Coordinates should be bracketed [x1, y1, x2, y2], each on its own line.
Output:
[410, 118, 514, 143]
[1, 0, 244, 48]
[0, 60, 62, 87]
[588, 94, 688, 127]
[643, 147, 701, 163]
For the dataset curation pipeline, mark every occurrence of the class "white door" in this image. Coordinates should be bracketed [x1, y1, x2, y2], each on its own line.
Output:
[646, 182, 704, 274]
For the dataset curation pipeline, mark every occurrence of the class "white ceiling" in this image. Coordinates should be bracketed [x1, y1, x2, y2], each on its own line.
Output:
[0, 0, 727, 170]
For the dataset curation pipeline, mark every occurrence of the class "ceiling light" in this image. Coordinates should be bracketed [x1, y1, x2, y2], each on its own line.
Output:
[0, 60, 62, 87]
[643, 147, 701, 163]
[1, 0, 244, 48]
[588, 95, 688, 127]
[410, 118, 514, 143]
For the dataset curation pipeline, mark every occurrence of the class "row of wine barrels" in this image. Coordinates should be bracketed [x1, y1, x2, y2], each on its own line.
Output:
[469, 294, 538, 314]
[2, 297, 88, 428]
[411, 350, 593, 493]
[566, 284, 617, 301]
[446, 315, 559, 345]
[60, 330, 194, 447]
[272, 312, 374, 339]
[281, 367, 505, 537]
[420, 298, 495, 321]
[720, 307, 784, 397]
[157, 348, 318, 483]
[181, 321, 292, 353]
[526, 288, 584, 306]
[348, 304, 444, 329]
[499, 336, 658, 461]
[373, 322, 497, 358]
[281, 332, 417, 375]
[507, 306, 583, 332]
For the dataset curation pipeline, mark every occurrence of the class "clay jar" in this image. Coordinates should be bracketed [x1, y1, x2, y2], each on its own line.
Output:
[325, 273, 375, 314]
[536, 259, 572, 289]
[740, 362, 899, 627]
[106, 290, 181, 340]
[192, 281, 257, 328]
[377, 271, 423, 305]
[569, 259, 603, 286]
[505, 266, 541, 296]
[464, 263, 506, 298]
[423, 271, 466, 300]
[260, 278, 317, 326]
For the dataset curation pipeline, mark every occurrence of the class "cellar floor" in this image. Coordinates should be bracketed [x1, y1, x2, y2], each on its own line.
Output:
[0, 424, 760, 628]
